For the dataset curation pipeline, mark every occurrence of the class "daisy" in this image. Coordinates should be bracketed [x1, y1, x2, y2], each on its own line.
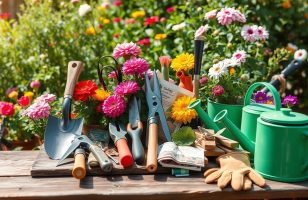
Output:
[241, 25, 257, 42]
[223, 58, 239, 67]
[255, 26, 269, 40]
[294, 49, 308, 61]
[232, 50, 247, 63]
[208, 61, 228, 79]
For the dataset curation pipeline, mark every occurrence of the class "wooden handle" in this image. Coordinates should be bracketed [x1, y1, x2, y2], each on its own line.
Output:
[146, 123, 158, 172]
[116, 139, 133, 168]
[72, 149, 86, 179]
[64, 61, 84, 97]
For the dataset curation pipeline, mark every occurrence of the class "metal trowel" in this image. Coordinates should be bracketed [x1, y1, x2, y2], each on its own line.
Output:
[44, 61, 84, 159]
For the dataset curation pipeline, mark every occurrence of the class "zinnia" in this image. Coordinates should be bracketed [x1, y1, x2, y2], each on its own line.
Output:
[102, 95, 126, 118]
[18, 96, 30, 107]
[137, 38, 151, 46]
[113, 42, 141, 59]
[154, 34, 167, 40]
[22, 101, 50, 120]
[144, 16, 159, 26]
[115, 81, 140, 96]
[123, 57, 149, 76]
[0, 102, 15, 116]
[171, 96, 197, 124]
[92, 89, 111, 101]
[73, 80, 98, 102]
[171, 53, 194, 72]
[8, 91, 18, 99]
[166, 7, 175, 13]
[131, 10, 146, 18]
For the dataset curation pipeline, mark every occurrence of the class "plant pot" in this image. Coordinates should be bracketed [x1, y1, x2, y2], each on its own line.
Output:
[11, 134, 43, 150]
[207, 98, 243, 140]
[176, 70, 193, 92]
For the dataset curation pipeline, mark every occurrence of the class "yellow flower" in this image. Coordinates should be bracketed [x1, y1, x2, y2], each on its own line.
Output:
[154, 34, 167, 40]
[131, 10, 146, 18]
[171, 53, 194, 72]
[14, 105, 22, 112]
[24, 91, 34, 98]
[8, 91, 18, 99]
[92, 89, 111, 101]
[99, 17, 110, 24]
[229, 67, 236, 75]
[171, 96, 197, 124]
[86, 27, 96, 35]
[97, 6, 106, 11]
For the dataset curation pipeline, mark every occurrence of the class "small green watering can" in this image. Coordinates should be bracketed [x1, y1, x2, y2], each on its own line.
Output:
[214, 82, 308, 182]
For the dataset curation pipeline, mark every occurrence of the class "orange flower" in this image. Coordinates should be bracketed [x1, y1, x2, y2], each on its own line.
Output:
[281, 0, 291, 9]
[92, 89, 111, 101]
[85, 27, 96, 35]
[229, 67, 236, 75]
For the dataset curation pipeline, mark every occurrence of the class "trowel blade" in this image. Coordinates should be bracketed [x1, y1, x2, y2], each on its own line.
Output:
[44, 115, 84, 160]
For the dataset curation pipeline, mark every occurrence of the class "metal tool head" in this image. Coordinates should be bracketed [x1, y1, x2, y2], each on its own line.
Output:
[109, 121, 127, 143]
[57, 135, 93, 166]
[129, 96, 140, 129]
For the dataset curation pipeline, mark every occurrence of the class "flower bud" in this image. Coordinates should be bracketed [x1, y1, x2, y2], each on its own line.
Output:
[30, 80, 41, 89]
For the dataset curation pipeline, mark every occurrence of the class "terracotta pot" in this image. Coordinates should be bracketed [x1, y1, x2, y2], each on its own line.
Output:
[176, 70, 193, 92]
[11, 134, 43, 150]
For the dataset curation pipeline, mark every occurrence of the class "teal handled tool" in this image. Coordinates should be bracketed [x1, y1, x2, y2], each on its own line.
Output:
[127, 95, 145, 165]
[145, 71, 171, 172]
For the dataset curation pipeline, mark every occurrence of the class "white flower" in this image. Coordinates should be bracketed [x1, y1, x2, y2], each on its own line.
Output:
[204, 9, 217, 20]
[255, 26, 269, 40]
[208, 61, 228, 79]
[294, 49, 308, 61]
[232, 50, 246, 63]
[241, 25, 257, 42]
[194, 25, 209, 39]
[222, 58, 239, 67]
[172, 22, 186, 31]
[78, 4, 91, 17]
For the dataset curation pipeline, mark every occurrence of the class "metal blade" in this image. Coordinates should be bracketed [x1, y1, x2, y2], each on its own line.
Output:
[56, 138, 80, 166]
[129, 96, 140, 128]
[145, 72, 153, 110]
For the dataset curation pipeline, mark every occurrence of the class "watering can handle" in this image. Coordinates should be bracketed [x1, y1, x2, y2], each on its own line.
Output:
[64, 61, 84, 97]
[244, 82, 281, 111]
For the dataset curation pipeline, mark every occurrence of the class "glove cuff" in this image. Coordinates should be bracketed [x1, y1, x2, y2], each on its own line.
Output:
[216, 152, 251, 167]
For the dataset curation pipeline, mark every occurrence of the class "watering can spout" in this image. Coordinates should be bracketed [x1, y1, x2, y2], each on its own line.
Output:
[213, 109, 255, 154]
[188, 99, 220, 132]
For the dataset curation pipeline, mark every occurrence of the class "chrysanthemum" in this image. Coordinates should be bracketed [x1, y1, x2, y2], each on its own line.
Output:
[35, 94, 56, 103]
[216, 7, 235, 25]
[115, 81, 140, 96]
[294, 49, 307, 61]
[204, 9, 217, 20]
[195, 25, 209, 39]
[112, 42, 141, 59]
[232, 9, 246, 23]
[241, 25, 257, 42]
[254, 91, 267, 103]
[22, 101, 51, 120]
[171, 96, 197, 124]
[255, 26, 269, 40]
[222, 58, 239, 68]
[212, 85, 224, 96]
[102, 95, 126, 118]
[92, 89, 111, 101]
[123, 57, 149, 76]
[108, 71, 117, 79]
[171, 53, 194, 72]
[208, 61, 228, 79]
[232, 50, 247, 63]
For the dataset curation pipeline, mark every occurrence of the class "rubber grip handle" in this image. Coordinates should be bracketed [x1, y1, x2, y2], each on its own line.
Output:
[127, 122, 145, 165]
[146, 123, 158, 172]
[89, 145, 113, 172]
[72, 150, 86, 179]
[116, 138, 133, 168]
[64, 61, 84, 97]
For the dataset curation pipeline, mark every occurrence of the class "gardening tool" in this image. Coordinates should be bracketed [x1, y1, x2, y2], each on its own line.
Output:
[213, 85, 308, 182]
[145, 71, 171, 172]
[44, 61, 84, 160]
[57, 135, 113, 173]
[127, 95, 145, 165]
[193, 37, 205, 98]
[72, 148, 86, 179]
[109, 121, 133, 168]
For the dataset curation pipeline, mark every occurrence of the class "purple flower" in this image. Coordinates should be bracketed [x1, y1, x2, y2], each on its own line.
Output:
[254, 91, 267, 103]
[282, 95, 298, 108]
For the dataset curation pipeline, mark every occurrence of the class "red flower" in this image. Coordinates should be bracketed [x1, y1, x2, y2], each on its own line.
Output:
[0, 13, 11, 20]
[96, 102, 104, 113]
[98, 24, 104, 29]
[137, 38, 151, 46]
[212, 85, 224, 97]
[113, 17, 121, 23]
[73, 80, 98, 102]
[0, 102, 15, 116]
[114, 33, 119, 39]
[144, 16, 159, 26]
[114, 0, 122, 6]
[18, 96, 30, 107]
[166, 7, 175, 13]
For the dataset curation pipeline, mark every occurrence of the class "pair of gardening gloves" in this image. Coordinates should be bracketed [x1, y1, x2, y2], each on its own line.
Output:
[204, 152, 266, 191]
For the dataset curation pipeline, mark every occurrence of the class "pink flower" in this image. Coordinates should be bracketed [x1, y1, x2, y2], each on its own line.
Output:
[113, 17, 121, 23]
[123, 57, 149, 76]
[101, 2, 110, 9]
[232, 50, 246, 63]
[108, 71, 117, 79]
[18, 96, 30, 107]
[205, 9, 217, 20]
[125, 18, 136, 24]
[159, 56, 171, 68]
[113, 42, 141, 59]
[0, 102, 14, 116]
[144, 16, 159, 26]
[160, 17, 167, 23]
[35, 94, 56, 103]
[137, 38, 151, 46]
[30, 80, 41, 89]
[22, 101, 50, 120]
[70, 0, 80, 4]
[232, 10, 246, 23]
[5, 87, 17, 96]
[195, 25, 209, 39]
[199, 76, 208, 85]
[166, 7, 175, 13]
[255, 26, 269, 40]
[216, 7, 235, 25]
[212, 85, 224, 96]
[102, 95, 126, 118]
[114, 0, 122, 7]
[241, 25, 257, 42]
[115, 81, 140, 96]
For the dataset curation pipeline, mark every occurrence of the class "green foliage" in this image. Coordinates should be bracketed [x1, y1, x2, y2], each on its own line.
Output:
[172, 126, 196, 146]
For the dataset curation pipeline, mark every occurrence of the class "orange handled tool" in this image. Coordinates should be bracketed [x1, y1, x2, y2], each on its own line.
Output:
[72, 148, 86, 179]
[146, 123, 158, 172]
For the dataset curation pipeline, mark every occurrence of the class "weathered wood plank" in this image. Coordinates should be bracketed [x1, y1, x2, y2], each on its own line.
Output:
[0, 175, 307, 200]
[0, 151, 39, 177]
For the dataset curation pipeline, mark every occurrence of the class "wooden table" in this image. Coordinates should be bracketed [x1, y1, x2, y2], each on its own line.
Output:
[0, 151, 307, 200]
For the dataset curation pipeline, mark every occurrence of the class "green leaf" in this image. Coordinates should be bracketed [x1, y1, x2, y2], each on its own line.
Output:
[172, 126, 196, 146]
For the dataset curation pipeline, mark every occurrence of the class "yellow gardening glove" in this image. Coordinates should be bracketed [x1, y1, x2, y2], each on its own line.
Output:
[204, 152, 266, 191]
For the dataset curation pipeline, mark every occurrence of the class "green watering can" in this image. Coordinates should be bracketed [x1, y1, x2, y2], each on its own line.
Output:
[214, 82, 308, 182]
